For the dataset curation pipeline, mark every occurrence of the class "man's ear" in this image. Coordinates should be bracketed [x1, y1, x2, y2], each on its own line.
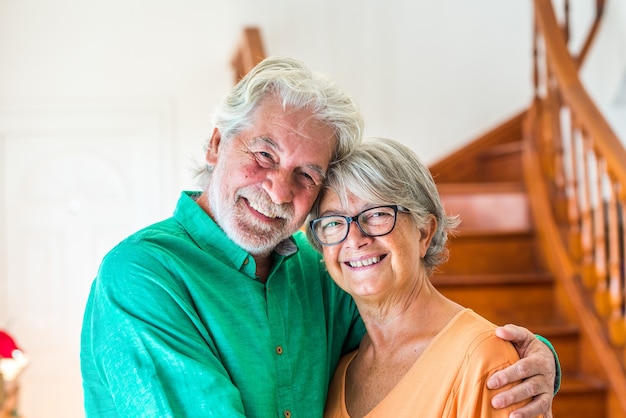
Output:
[206, 127, 222, 165]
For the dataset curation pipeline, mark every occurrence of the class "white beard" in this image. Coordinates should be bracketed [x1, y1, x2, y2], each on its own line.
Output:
[207, 170, 296, 256]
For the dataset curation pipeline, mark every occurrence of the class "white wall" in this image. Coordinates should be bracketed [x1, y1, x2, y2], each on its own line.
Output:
[578, 0, 626, 140]
[0, 0, 538, 193]
[1, 0, 622, 181]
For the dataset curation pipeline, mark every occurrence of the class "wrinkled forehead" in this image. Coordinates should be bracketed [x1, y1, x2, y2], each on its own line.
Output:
[254, 98, 337, 161]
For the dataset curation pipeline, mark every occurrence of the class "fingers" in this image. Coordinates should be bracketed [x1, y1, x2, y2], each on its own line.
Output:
[495, 324, 535, 355]
[502, 394, 553, 418]
[492, 325, 556, 390]
[490, 372, 543, 403]
[488, 335, 556, 416]
[488, 363, 554, 418]
[488, 355, 551, 391]
[491, 323, 558, 416]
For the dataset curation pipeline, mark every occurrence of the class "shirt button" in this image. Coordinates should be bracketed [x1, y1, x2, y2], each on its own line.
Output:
[276, 346, 283, 355]
[243, 258, 249, 265]
[284, 410, 291, 418]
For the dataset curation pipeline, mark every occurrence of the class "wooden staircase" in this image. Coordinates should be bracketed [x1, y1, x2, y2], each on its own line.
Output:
[426, 0, 626, 414]
[429, 112, 610, 417]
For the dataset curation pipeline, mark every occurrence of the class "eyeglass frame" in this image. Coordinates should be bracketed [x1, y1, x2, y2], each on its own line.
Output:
[309, 204, 410, 246]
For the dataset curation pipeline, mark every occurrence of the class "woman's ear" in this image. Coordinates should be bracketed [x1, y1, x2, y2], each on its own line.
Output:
[419, 215, 437, 258]
[205, 127, 222, 165]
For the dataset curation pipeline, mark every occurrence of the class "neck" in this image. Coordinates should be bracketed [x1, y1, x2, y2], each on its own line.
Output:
[356, 281, 462, 351]
[254, 254, 272, 284]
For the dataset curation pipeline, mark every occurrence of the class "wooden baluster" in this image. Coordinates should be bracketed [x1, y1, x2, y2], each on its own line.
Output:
[533, 21, 540, 99]
[563, 0, 570, 46]
[618, 187, 626, 353]
[594, 158, 610, 317]
[608, 179, 626, 346]
[547, 102, 566, 220]
[535, 30, 548, 100]
[540, 96, 554, 179]
[579, 129, 596, 287]
[561, 108, 582, 258]
[571, 123, 588, 260]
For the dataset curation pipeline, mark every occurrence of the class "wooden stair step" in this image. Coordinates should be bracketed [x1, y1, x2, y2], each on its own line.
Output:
[478, 140, 524, 158]
[475, 141, 524, 183]
[429, 113, 525, 183]
[444, 232, 545, 275]
[432, 272, 553, 286]
[432, 273, 555, 325]
[553, 373, 607, 418]
[439, 182, 531, 234]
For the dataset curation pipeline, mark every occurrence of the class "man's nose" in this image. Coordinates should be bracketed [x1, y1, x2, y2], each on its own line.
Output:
[262, 170, 295, 204]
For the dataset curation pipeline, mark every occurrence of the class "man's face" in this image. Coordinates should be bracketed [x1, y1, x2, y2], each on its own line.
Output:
[205, 96, 336, 256]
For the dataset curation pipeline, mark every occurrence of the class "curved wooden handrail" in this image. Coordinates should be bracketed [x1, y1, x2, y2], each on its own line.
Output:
[529, 0, 626, 412]
[575, 0, 606, 66]
[534, 0, 626, 179]
[230, 27, 266, 83]
[523, 105, 626, 412]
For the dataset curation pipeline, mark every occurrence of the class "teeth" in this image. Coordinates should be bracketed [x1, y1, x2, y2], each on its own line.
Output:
[348, 256, 381, 268]
[249, 201, 278, 219]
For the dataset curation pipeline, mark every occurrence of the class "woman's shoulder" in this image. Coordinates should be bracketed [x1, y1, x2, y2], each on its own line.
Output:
[455, 309, 519, 364]
[444, 309, 519, 361]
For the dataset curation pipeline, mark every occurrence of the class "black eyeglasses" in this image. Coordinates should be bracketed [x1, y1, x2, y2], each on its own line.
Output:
[309, 205, 409, 246]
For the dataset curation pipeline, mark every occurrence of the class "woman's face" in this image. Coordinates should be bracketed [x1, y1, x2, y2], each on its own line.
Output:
[319, 190, 434, 304]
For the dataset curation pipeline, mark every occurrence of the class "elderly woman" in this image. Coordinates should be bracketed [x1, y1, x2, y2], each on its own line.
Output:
[307, 137, 546, 418]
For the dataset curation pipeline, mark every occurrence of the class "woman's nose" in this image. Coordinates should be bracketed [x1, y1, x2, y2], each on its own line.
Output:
[343, 220, 372, 247]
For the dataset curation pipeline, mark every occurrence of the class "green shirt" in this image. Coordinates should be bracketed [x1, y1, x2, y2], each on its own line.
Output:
[81, 191, 365, 417]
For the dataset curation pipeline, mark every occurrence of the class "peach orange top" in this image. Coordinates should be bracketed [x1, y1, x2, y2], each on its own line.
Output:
[324, 309, 540, 418]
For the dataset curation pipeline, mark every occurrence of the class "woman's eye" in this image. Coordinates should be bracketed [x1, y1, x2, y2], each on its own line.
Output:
[362, 211, 391, 224]
[322, 219, 344, 230]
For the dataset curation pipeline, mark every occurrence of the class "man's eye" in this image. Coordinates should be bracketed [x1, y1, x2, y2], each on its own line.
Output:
[255, 151, 274, 167]
[296, 168, 324, 187]
[298, 172, 316, 185]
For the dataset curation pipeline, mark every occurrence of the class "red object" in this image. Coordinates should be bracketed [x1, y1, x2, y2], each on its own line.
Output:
[0, 330, 20, 358]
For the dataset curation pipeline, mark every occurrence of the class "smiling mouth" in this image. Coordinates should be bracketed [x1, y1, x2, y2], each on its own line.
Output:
[346, 255, 385, 268]
[246, 198, 284, 221]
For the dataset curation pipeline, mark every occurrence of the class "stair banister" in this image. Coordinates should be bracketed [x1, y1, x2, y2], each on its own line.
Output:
[230, 27, 266, 84]
[527, 0, 626, 413]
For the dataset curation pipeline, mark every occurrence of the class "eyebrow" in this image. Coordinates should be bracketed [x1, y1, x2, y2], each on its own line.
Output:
[307, 164, 327, 181]
[253, 136, 280, 150]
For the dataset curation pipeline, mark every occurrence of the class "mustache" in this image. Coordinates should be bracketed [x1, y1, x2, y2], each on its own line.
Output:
[239, 187, 295, 221]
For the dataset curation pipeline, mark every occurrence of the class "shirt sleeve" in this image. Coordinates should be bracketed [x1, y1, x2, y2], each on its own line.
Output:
[81, 242, 248, 417]
[455, 333, 532, 418]
[535, 334, 562, 394]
